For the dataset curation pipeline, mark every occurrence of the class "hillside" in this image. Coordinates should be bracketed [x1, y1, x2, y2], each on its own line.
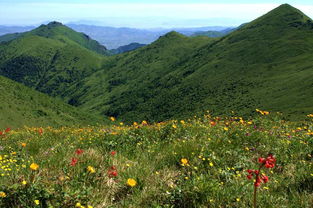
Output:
[109, 42, 147, 54]
[61, 4, 313, 122]
[0, 4, 312, 123]
[0, 75, 104, 128]
[0, 22, 107, 98]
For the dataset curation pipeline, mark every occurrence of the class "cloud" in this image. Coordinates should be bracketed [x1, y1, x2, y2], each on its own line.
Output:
[1, 3, 313, 27]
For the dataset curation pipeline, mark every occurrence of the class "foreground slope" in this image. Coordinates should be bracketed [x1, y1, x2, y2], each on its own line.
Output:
[0, 114, 312, 207]
[0, 75, 103, 128]
[68, 4, 313, 122]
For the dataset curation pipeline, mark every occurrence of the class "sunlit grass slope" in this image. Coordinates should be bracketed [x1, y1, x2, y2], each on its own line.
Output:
[69, 4, 313, 122]
[0, 75, 104, 128]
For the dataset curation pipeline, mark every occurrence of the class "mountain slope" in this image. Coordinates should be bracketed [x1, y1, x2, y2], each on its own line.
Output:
[65, 4, 313, 122]
[0, 22, 107, 98]
[0, 75, 103, 128]
[109, 42, 146, 54]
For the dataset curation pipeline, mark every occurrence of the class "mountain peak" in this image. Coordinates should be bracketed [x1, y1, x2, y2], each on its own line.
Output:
[242, 4, 311, 30]
[47, 21, 64, 27]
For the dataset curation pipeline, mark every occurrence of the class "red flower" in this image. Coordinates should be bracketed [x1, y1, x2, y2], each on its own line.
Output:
[247, 169, 254, 174]
[258, 157, 266, 164]
[0, 131, 2, 136]
[110, 151, 116, 156]
[70, 158, 78, 166]
[75, 149, 84, 155]
[247, 174, 253, 180]
[261, 175, 269, 183]
[38, 128, 43, 135]
[5, 128, 10, 133]
[254, 176, 262, 187]
[108, 170, 118, 177]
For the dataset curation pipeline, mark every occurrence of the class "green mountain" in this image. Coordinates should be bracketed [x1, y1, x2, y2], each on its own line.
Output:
[0, 22, 107, 98]
[1, 4, 313, 123]
[0, 75, 103, 128]
[63, 4, 313, 122]
[109, 42, 147, 54]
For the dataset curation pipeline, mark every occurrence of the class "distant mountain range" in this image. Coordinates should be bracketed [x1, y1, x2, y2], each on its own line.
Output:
[0, 4, 312, 125]
[0, 24, 233, 49]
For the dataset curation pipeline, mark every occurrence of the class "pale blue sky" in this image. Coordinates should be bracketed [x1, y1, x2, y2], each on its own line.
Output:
[1, 0, 313, 28]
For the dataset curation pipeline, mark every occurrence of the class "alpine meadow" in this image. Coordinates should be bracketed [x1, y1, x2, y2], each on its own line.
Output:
[0, 3, 312, 208]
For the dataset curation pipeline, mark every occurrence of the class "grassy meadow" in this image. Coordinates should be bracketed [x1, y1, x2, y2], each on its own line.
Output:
[0, 111, 312, 207]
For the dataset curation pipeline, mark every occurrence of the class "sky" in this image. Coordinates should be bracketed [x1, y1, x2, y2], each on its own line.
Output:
[1, 0, 313, 28]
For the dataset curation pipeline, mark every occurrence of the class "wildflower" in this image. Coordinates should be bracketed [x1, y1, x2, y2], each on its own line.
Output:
[0, 191, 6, 198]
[21, 143, 27, 147]
[127, 178, 137, 187]
[142, 120, 148, 125]
[87, 166, 96, 173]
[75, 149, 84, 155]
[224, 127, 229, 131]
[209, 162, 214, 167]
[172, 124, 177, 129]
[181, 158, 188, 166]
[5, 127, 10, 133]
[87, 206, 93, 208]
[30, 163, 39, 171]
[108, 170, 118, 177]
[34, 200, 40, 205]
[258, 154, 276, 168]
[110, 116, 115, 121]
[70, 158, 78, 166]
[76, 203, 82, 207]
[22, 180, 27, 185]
[110, 151, 116, 156]
[38, 128, 43, 135]
[210, 121, 216, 126]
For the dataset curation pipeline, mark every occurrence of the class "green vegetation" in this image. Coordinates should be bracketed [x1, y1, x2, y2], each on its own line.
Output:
[0, 23, 107, 97]
[1, 4, 313, 124]
[0, 75, 104, 128]
[0, 113, 312, 207]
[65, 4, 313, 122]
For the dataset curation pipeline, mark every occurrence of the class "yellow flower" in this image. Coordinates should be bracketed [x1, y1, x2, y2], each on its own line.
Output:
[236, 198, 240, 202]
[87, 205, 93, 208]
[141, 120, 148, 125]
[209, 162, 214, 167]
[0, 191, 6, 198]
[172, 124, 177, 129]
[224, 127, 229, 131]
[34, 200, 40, 205]
[30, 163, 39, 171]
[21, 143, 27, 147]
[127, 178, 137, 187]
[110, 116, 115, 121]
[21, 180, 27, 185]
[181, 158, 188, 165]
[76, 203, 82, 207]
[87, 166, 96, 173]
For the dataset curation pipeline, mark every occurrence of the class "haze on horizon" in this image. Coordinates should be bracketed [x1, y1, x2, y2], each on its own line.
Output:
[1, 0, 313, 28]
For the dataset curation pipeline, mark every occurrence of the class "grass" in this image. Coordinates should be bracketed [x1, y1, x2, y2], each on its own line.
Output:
[64, 4, 313, 122]
[0, 112, 312, 207]
[0, 75, 105, 129]
[1, 4, 313, 123]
